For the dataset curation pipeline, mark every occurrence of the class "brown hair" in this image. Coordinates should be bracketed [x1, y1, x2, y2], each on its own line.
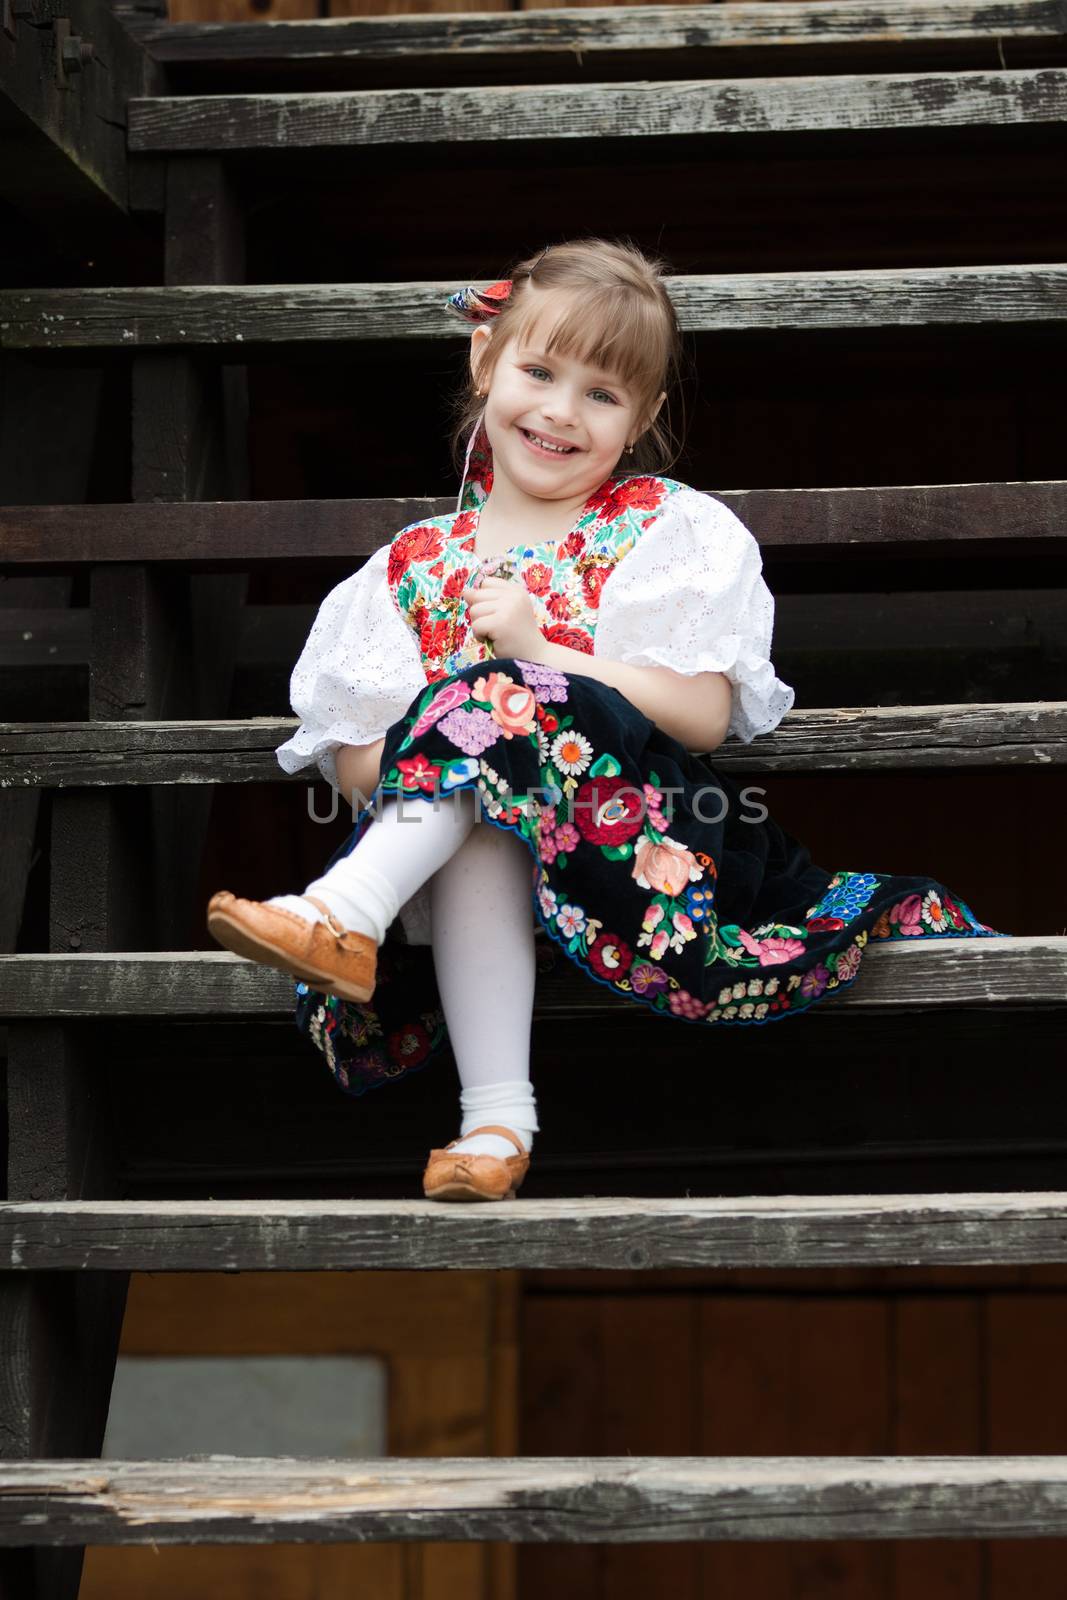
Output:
[450, 237, 686, 479]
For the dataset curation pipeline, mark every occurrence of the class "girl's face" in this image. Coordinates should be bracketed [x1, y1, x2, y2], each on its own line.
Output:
[471, 299, 663, 504]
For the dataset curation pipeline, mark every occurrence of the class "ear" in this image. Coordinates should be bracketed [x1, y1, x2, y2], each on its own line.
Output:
[469, 325, 492, 393]
[644, 389, 667, 432]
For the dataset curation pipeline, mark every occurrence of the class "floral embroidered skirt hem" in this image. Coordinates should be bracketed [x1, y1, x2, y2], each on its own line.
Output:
[294, 658, 1007, 1098]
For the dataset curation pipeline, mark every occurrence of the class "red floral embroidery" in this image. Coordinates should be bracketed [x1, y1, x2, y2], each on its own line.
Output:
[523, 563, 553, 596]
[419, 617, 457, 659]
[588, 933, 634, 981]
[388, 525, 443, 587]
[386, 474, 685, 687]
[587, 475, 666, 524]
[543, 622, 593, 654]
[573, 775, 645, 845]
[581, 565, 611, 608]
[612, 477, 667, 513]
[387, 1021, 432, 1066]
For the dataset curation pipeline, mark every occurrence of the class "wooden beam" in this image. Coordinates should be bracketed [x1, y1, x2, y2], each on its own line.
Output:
[5, 1453, 1067, 1541]
[128, 0, 1067, 67]
[2, 702, 1065, 786]
[126, 69, 1067, 154]
[0, 0, 161, 215]
[2, 481, 1066, 567]
[6, 266, 1067, 349]
[0, 938, 1062, 1020]
[5, 1191, 1067, 1270]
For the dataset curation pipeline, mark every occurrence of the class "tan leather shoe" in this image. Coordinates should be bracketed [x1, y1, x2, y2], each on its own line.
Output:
[206, 890, 377, 1003]
[423, 1124, 530, 1202]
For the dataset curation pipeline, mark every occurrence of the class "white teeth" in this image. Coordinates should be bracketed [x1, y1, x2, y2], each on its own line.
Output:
[523, 429, 574, 454]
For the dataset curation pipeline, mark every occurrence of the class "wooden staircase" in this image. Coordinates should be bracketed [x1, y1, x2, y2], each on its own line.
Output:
[2, 0, 1067, 1594]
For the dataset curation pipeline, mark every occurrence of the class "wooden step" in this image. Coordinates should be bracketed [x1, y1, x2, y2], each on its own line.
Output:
[2, 702, 1064, 785]
[127, 0, 1067, 73]
[5, 265, 1067, 349]
[9, 1242, 1067, 1555]
[0, 938, 1061, 1020]
[2, 482, 1065, 567]
[3, 1452, 1067, 1542]
[126, 68, 1067, 154]
[3, 1191, 1067, 1270]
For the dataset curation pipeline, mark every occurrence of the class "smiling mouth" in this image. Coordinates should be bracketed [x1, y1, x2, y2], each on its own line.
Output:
[520, 427, 578, 456]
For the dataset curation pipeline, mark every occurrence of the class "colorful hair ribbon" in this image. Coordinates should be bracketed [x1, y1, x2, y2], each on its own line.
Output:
[446, 280, 513, 324]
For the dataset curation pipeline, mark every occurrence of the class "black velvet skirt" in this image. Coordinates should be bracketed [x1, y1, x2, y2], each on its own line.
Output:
[293, 657, 1006, 1097]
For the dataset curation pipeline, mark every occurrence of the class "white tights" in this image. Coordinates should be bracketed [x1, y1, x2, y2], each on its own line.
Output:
[269, 790, 540, 1160]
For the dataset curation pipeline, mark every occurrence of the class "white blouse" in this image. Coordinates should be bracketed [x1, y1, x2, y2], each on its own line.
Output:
[593, 485, 795, 744]
[274, 481, 794, 948]
[275, 543, 425, 793]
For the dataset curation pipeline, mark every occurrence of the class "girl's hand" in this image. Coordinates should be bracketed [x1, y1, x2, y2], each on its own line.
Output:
[462, 574, 544, 660]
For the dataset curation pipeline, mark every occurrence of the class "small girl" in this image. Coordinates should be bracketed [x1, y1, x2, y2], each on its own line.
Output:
[208, 237, 1005, 1202]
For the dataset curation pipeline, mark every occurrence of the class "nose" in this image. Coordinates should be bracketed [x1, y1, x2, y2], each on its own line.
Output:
[540, 384, 580, 427]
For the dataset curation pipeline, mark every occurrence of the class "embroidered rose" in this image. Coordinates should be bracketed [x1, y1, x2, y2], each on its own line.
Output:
[543, 623, 593, 654]
[581, 564, 611, 608]
[523, 563, 553, 596]
[471, 672, 538, 739]
[889, 894, 924, 937]
[387, 1021, 432, 1066]
[588, 933, 633, 980]
[836, 943, 863, 982]
[388, 524, 444, 587]
[419, 616, 459, 660]
[632, 837, 700, 895]
[574, 775, 645, 845]
[736, 928, 807, 966]
[586, 475, 666, 521]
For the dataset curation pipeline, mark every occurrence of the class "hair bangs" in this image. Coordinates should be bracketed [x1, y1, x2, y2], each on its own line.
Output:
[511, 286, 665, 407]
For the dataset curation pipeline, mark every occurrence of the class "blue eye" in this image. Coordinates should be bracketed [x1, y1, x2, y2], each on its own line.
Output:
[591, 389, 617, 405]
[525, 366, 550, 380]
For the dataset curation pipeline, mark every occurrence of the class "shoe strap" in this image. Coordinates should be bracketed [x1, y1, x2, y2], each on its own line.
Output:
[303, 894, 348, 938]
[462, 1124, 527, 1157]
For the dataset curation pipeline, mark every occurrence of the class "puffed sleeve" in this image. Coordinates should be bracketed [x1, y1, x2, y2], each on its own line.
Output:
[274, 543, 427, 791]
[593, 484, 795, 743]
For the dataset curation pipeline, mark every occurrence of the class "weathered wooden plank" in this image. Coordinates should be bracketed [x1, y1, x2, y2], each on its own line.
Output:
[7, 266, 1067, 350]
[0, 938, 1060, 1021]
[127, 0, 1067, 66]
[5, 1453, 1067, 1543]
[1, 481, 1066, 567]
[1, 701, 1065, 786]
[3, 1454, 1067, 1542]
[6, 1192, 1067, 1271]
[126, 69, 1067, 154]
